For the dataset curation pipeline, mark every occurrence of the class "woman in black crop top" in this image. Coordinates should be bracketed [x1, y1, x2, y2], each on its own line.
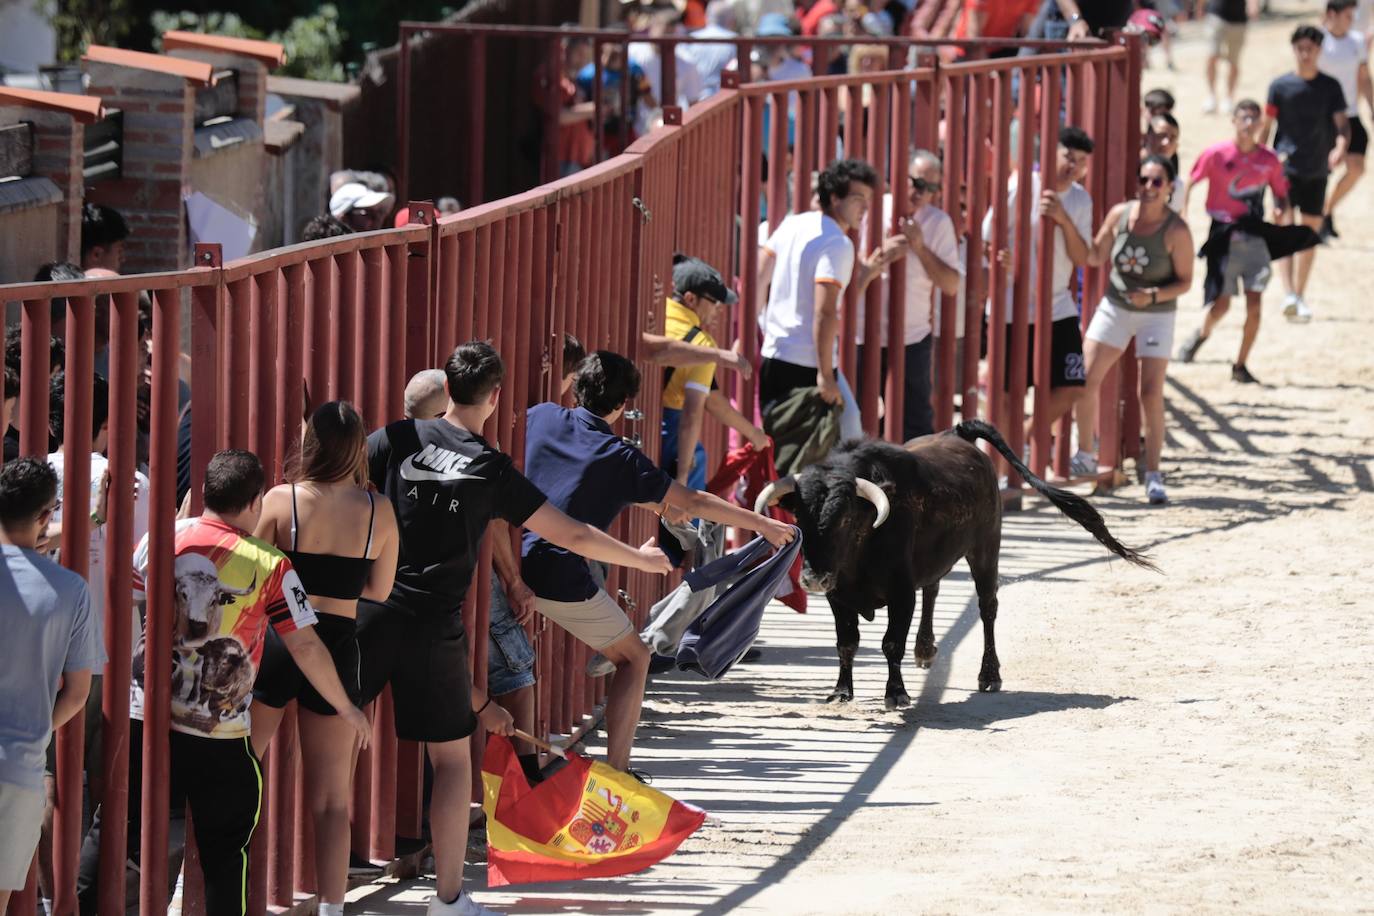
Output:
[249, 401, 399, 916]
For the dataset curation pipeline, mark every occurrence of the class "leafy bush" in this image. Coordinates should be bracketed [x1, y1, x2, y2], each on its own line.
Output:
[148, 4, 346, 81]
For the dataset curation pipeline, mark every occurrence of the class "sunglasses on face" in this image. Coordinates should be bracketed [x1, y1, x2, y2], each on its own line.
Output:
[910, 177, 942, 195]
[1139, 175, 1166, 189]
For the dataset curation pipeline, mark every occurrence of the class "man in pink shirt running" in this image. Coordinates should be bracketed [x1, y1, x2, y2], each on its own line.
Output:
[1175, 99, 1291, 383]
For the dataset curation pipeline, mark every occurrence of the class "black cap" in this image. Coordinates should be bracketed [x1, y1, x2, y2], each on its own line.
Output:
[672, 254, 738, 306]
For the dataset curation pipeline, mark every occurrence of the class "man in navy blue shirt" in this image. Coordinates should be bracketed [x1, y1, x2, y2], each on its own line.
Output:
[521, 351, 794, 772]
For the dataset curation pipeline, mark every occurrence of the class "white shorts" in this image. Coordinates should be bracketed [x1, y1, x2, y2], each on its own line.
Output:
[1085, 301, 1177, 360]
[0, 781, 44, 889]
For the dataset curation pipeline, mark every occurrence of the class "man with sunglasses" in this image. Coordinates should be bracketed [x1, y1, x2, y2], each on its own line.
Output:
[0, 458, 101, 912]
[856, 151, 963, 441]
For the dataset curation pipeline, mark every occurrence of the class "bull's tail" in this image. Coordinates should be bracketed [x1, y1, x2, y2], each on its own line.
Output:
[954, 419, 1159, 572]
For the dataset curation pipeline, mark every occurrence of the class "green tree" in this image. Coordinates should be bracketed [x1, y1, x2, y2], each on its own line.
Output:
[150, 4, 347, 81]
[51, 0, 137, 61]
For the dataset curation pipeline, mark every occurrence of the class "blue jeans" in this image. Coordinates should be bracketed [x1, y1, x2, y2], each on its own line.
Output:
[487, 571, 536, 696]
[660, 407, 708, 491]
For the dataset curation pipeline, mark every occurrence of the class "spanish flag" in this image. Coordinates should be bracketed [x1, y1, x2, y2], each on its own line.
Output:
[480, 735, 707, 887]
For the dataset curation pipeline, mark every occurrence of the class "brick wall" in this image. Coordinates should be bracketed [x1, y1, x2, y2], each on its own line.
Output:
[0, 105, 83, 263]
[82, 60, 194, 273]
[166, 49, 268, 124]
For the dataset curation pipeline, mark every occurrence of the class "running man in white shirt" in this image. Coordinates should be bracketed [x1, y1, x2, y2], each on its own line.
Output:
[1321, 0, 1374, 239]
[756, 158, 904, 420]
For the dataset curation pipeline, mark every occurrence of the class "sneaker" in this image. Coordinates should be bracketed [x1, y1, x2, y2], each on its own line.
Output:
[1282, 292, 1301, 320]
[426, 892, 504, 916]
[1070, 450, 1097, 477]
[1219, 98, 1233, 115]
[586, 653, 616, 678]
[1144, 472, 1168, 505]
[1320, 214, 1339, 241]
[1202, 96, 1218, 113]
[1286, 296, 1314, 323]
[1231, 363, 1260, 384]
[1176, 328, 1207, 363]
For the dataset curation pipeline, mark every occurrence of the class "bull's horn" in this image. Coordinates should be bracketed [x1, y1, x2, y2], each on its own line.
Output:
[754, 476, 797, 515]
[854, 477, 890, 528]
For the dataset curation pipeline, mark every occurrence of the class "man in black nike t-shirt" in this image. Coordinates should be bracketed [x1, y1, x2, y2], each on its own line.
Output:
[358, 341, 670, 916]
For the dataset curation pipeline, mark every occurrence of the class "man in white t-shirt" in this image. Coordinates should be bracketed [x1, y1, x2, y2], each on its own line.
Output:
[983, 125, 1095, 472]
[855, 150, 964, 441]
[756, 158, 904, 420]
[1321, 0, 1373, 239]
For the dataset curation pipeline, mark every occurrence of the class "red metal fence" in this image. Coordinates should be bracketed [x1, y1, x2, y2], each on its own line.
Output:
[2, 33, 1142, 916]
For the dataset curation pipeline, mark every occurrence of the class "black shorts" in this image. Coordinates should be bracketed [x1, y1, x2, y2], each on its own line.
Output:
[252, 612, 361, 716]
[1002, 316, 1086, 390]
[1285, 171, 1328, 217]
[1351, 116, 1369, 157]
[355, 599, 477, 743]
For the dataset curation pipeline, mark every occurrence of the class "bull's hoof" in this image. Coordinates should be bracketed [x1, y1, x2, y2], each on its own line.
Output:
[826, 687, 853, 703]
[914, 644, 938, 669]
[978, 678, 1002, 693]
[885, 690, 911, 709]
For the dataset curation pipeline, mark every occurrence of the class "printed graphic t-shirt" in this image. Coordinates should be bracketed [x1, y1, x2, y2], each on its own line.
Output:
[1188, 140, 1290, 222]
[130, 516, 317, 739]
[368, 418, 548, 616]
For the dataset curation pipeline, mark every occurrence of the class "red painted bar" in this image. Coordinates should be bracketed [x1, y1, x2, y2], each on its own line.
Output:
[884, 78, 911, 442]
[18, 300, 50, 458]
[53, 295, 93, 916]
[1031, 63, 1060, 479]
[767, 90, 787, 236]
[98, 291, 139, 916]
[266, 711, 298, 908]
[860, 81, 888, 434]
[137, 286, 174, 916]
[738, 94, 764, 422]
[1007, 64, 1036, 486]
[336, 252, 361, 406]
[387, 243, 411, 418]
[369, 693, 397, 861]
[795, 89, 816, 216]
[963, 72, 991, 421]
[307, 257, 334, 401]
[987, 70, 1012, 455]
[935, 73, 965, 432]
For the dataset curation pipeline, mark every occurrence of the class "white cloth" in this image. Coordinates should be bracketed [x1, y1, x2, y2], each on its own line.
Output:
[856, 196, 962, 346]
[682, 24, 738, 98]
[981, 171, 1093, 324]
[760, 210, 856, 368]
[48, 450, 151, 660]
[1321, 29, 1367, 116]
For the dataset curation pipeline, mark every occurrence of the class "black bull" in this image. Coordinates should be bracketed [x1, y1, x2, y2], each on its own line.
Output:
[756, 420, 1156, 707]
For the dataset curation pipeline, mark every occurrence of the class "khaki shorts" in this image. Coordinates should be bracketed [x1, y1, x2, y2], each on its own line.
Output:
[535, 589, 635, 651]
[0, 781, 44, 889]
[1206, 14, 1246, 62]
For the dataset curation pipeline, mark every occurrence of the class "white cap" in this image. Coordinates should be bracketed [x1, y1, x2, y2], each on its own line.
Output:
[329, 182, 390, 218]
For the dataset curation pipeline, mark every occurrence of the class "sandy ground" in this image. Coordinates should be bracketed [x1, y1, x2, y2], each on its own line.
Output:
[353, 4, 1374, 912]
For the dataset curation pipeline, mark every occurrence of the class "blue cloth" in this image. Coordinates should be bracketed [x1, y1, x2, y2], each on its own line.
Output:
[574, 61, 647, 99]
[675, 530, 802, 679]
[521, 404, 673, 602]
[0, 545, 103, 791]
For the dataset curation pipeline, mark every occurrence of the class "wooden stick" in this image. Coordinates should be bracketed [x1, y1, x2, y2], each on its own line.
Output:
[514, 728, 567, 759]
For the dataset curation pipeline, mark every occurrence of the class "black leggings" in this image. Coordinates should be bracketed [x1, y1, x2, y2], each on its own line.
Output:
[77, 720, 262, 916]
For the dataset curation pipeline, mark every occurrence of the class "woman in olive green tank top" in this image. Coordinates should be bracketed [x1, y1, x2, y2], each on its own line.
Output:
[1078, 156, 1195, 505]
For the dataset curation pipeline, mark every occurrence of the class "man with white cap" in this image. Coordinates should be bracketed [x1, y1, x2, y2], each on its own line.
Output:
[329, 182, 392, 232]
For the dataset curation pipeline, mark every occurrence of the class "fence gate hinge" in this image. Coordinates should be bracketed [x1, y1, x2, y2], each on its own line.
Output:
[632, 197, 652, 222]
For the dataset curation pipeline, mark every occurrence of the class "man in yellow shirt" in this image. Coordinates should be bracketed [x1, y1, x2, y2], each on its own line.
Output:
[660, 255, 766, 493]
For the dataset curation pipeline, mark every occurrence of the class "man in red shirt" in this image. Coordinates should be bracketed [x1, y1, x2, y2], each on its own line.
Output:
[955, 0, 1041, 57]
